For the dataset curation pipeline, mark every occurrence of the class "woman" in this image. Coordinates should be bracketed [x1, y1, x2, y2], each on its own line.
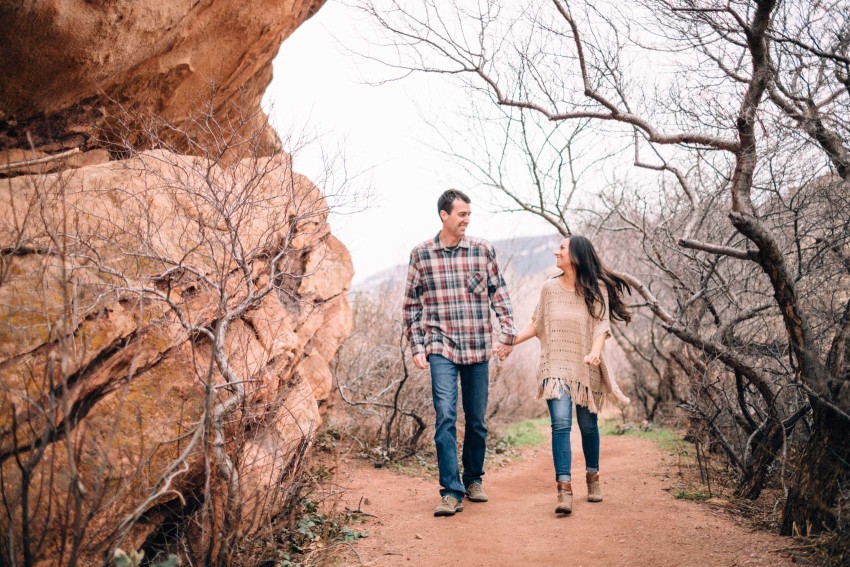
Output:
[510, 235, 631, 515]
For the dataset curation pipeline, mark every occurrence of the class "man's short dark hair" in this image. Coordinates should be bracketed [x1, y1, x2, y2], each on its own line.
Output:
[437, 189, 471, 217]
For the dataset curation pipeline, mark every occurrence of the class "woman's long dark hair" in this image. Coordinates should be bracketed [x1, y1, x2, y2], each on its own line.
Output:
[568, 235, 632, 324]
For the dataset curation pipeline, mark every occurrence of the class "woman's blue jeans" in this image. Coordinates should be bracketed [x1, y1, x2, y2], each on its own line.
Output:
[428, 354, 489, 501]
[546, 384, 599, 482]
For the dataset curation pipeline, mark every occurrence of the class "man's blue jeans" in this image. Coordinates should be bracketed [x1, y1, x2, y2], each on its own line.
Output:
[546, 383, 599, 482]
[428, 354, 489, 501]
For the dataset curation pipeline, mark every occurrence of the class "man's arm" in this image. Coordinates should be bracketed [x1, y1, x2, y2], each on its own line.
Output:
[486, 244, 516, 353]
[402, 251, 428, 368]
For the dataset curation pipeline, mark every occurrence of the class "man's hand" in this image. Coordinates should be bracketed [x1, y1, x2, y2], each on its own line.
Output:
[494, 343, 514, 361]
[584, 352, 602, 366]
[413, 353, 429, 370]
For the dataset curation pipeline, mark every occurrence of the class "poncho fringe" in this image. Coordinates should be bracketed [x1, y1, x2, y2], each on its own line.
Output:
[538, 376, 628, 414]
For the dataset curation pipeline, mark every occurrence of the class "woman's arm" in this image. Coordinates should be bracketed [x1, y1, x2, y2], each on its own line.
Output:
[512, 321, 538, 346]
[503, 288, 543, 355]
[495, 321, 536, 360]
[586, 287, 611, 367]
[584, 333, 606, 366]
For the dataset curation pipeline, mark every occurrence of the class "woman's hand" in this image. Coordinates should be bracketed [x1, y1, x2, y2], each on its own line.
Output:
[584, 352, 602, 367]
[586, 333, 607, 367]
[493, 343, 513, 361]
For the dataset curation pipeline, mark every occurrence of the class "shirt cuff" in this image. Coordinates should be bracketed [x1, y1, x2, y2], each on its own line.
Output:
[411, 343, 426, 356]
[498, 333, 516, 346]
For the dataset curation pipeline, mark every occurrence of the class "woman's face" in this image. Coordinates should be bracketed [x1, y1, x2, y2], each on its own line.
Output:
[555, 238, 572, 272]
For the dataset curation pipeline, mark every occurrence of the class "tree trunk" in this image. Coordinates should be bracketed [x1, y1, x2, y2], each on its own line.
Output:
[735, 419, 784, 500]
[780, 405, 850, 535]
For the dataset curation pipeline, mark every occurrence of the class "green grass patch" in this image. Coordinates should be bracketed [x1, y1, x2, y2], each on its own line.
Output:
[600, 420, 689, 453]
[673, 489, 712, 501]
[503, 418, 549, 447]
[387, 453, 438, 479]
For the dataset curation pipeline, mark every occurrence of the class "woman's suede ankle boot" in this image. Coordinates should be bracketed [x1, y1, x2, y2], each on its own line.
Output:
[587, 472, 602, 502]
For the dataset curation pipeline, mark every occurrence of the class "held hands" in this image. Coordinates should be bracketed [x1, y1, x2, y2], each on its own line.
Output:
[493, 343, 513, 361]
[584, 351, 602, 367]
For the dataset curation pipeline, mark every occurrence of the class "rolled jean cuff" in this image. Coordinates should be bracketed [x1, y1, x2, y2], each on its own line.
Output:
[586, 467, 598, 473]
[441, 490, 465, 501]
[556, 474, 571, 482]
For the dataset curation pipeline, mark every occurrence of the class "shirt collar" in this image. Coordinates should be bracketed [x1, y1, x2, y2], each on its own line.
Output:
[434, 231, 469, 250]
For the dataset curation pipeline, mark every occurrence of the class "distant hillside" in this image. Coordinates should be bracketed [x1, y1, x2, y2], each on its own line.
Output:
[494, 233, 562, 276]
[355, 233, 561, 292]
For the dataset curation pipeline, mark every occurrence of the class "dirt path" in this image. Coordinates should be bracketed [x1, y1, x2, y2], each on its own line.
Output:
[336, 429, 794, 566]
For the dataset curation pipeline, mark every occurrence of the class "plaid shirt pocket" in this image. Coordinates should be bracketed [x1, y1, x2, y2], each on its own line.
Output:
[467, 271, 487, 295]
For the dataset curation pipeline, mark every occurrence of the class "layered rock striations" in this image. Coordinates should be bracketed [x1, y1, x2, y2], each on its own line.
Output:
[0, 1, 354, 563]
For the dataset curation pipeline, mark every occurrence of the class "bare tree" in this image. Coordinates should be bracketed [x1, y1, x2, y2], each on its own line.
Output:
[358, 0, 850, 536]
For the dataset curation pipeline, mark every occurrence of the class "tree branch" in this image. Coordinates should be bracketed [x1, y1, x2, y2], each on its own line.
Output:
[678, 238, 757, 261]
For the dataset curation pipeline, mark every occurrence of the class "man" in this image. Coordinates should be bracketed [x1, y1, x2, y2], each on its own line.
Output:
[403, 189, 516, 517]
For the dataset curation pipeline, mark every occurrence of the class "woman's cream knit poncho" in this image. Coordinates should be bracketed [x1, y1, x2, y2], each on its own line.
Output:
[532, 278, 630, 413]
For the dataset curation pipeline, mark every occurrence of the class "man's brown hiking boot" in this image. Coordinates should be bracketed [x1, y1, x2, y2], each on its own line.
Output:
[465, 482, 488, 502]
[434, 495, 464, 517]
[556, 481, 573, 515]
[587, 472, 602, 502]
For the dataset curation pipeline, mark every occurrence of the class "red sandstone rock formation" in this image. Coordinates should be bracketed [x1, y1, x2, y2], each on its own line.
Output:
[0, 0, 324, 153]
[0, 1, 354, 563]
[0, 149, 353, 563]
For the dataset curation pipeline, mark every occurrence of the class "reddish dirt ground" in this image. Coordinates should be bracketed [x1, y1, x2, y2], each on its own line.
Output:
[334, 429, 794, 566]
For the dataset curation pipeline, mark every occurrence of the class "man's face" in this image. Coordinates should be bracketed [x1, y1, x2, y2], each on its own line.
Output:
[440, 199, 471, 238]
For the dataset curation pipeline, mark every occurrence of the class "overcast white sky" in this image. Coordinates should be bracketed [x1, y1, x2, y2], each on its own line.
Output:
[262, 1, 554, 283]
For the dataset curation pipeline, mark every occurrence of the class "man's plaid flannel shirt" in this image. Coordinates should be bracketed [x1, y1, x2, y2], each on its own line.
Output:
[403, 233, 516, 365]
